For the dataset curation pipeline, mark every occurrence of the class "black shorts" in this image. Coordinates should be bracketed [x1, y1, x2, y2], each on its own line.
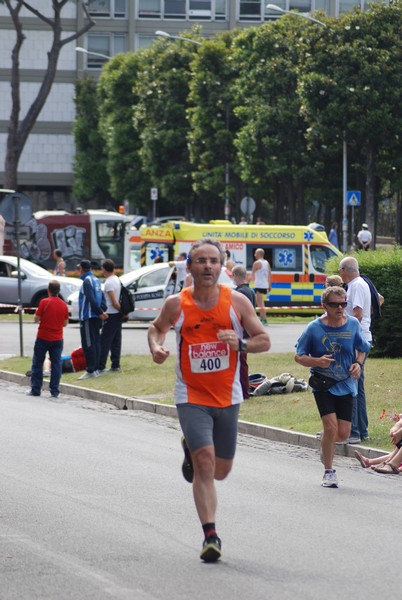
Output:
[255, 288, 268, 295]
[314, 390, 354, 421]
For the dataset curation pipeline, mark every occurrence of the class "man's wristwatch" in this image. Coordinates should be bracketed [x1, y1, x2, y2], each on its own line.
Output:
[238, 338, 248, 353]
[355, 360, 363, 367]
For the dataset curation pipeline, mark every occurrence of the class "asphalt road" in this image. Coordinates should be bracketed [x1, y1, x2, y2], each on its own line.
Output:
[1, 380, 401, 600]
[0, 320, 307, 359]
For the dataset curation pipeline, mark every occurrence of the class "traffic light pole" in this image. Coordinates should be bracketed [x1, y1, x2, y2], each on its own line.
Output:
[13, 193, 24, 357]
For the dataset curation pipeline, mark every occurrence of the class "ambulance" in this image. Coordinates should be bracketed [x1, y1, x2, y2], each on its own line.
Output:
[140, 221, 342, 313]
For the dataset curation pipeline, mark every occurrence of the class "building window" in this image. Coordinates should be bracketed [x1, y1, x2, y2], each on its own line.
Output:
[289, 0, 312, 11]
[88, 0, 127, 18]
[165, 0, 186, 19]
[86, 34, 127, 69]
[138, 0, 161, 18]
[215, 0, 227, 19]
[239, 0, 263, 21]
[189, 0, 212, 19]
[338, 0, 361, 13]
[137, 35, 157, 50]
[137, 0, 226, 20]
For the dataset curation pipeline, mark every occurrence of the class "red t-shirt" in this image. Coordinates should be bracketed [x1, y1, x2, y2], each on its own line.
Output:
[35, 296, 69, 341]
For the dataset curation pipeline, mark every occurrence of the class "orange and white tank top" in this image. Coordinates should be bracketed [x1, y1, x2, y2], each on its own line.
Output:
[173, 285, 243, 407]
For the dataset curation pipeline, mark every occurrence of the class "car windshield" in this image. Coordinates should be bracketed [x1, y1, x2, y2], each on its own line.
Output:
[310, 245, 337, 273]
[9, 259, 52, 277]
[120, 266, 171, 288]
[137, 268, 170, 288]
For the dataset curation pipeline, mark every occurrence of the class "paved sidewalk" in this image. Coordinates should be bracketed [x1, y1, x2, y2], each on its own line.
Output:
[1, 370, 387, 461]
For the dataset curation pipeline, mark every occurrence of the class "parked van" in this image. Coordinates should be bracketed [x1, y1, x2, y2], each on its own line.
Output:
[140, 221, 341, 312]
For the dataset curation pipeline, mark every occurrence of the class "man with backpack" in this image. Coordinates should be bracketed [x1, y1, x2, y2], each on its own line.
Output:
[99, 259, 123, 374]
[77, 260, 108, 380]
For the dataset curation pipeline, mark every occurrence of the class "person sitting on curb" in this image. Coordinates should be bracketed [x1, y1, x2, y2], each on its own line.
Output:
[355, 413, 402, 474]
[354, 448, 402, 473]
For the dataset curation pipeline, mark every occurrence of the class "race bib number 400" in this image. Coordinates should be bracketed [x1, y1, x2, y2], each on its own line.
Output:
[189, 341, 230, 373]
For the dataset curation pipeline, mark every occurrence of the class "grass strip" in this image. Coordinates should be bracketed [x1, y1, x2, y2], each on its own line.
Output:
[1, 352, 399, 452]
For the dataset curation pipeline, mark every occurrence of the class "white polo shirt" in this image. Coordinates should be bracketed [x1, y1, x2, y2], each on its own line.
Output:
[345, 276, 372, 342]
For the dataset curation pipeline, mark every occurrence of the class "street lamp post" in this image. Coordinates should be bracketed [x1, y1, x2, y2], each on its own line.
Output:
[266, 4, 348, 251]
[0, 188, 24, 356]
[155, 30, 231, 220]
[75, 47, 110, 64]
[266, 4, 327, 27]
[155, 31, 202, 46]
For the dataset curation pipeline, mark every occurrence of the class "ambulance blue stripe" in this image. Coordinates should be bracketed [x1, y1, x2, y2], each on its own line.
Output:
[271, 283, 291, 289]
[292, 289, 314, 296]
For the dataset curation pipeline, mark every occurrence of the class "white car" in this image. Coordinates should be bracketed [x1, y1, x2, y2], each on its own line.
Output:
[0, 255, 82, 310]
[67, 262, 234, 322]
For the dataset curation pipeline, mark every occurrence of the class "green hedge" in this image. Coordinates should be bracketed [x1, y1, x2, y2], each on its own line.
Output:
[326, 246, 402, 358]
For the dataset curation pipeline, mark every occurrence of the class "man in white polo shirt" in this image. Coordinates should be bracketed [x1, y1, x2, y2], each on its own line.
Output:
[339, 256, 372, 443]
[99, 259, 122, 374]
[357, 224, 372, 251]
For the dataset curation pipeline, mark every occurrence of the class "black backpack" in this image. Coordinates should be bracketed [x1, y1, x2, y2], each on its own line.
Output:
[360, 274, 381, 321]
[119, 283, 135, 316]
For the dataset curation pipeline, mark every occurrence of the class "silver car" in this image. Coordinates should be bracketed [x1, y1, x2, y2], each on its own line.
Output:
[68, 262, 234, 322]
[0, 255, 82, 310]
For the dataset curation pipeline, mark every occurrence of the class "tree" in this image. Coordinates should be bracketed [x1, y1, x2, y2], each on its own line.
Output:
[1, 0, 94, 189]
[132, 37, 199, 217]
[231, 20, 315, 224]
[97, 52, 150, 212]
[188, 33, 245, 220]
[73, 76, 111, 206]
[299, 3, 402, 242]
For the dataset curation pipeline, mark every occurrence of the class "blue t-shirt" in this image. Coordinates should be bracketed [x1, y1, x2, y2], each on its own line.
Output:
[295, 316, 371, 396]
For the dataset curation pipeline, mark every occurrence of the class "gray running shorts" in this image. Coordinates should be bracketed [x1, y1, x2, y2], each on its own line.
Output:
[176, 403, 240, 460]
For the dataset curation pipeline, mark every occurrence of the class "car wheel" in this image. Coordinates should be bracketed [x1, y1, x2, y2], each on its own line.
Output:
[31, 291, 48, 307]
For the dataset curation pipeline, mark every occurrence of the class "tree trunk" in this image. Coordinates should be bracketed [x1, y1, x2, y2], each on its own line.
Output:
[365, 144, 376, 248]
[296, 182, 305, 225]
[3, 1, 95, 190]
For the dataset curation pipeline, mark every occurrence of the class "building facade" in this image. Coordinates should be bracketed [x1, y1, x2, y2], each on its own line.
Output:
[0, 0, 379, 210]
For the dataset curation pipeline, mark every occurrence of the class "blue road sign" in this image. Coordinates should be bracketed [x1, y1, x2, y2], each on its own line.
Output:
[347, 191, 361, 206]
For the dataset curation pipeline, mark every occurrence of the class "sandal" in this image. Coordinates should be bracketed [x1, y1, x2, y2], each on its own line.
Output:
[373, 463, 400, 475]
[371, 461, 388, 470]
[354, 450, 370, 468]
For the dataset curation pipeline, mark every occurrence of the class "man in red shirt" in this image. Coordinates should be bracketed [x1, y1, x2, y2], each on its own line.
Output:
[27, 280, 69, 398]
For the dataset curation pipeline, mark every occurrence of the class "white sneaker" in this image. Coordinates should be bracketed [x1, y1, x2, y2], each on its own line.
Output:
[97, 369, 109, 375]
[321, 470, 338, 488]
[78, 371, 98, 380]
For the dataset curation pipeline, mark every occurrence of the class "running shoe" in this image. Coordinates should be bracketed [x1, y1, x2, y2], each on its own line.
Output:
[181, 436, 194, 483]
[77, 371, 99, 380]
[200, 534, 222, 562]
[321, 469, 338, 488]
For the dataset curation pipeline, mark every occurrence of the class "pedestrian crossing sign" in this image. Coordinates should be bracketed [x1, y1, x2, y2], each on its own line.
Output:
[347, 191, 361, 206]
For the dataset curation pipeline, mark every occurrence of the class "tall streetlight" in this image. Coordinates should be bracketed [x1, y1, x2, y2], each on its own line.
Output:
[266, 4, 348, 251]
[155, 30, 202, 46]
[266, 4, 327, 27]
[75, 46, 110, 64]
[155, 31, 231, 220]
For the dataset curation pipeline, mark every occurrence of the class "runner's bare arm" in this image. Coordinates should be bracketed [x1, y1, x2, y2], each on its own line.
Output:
[148, 294, 181, 364]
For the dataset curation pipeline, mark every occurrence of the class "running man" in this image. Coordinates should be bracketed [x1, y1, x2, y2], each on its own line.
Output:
[251, 248, 271, 325]
[148, 239, 270, 562]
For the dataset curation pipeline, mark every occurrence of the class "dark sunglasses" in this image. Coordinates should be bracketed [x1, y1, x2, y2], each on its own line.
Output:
[326, 301, 348, 308]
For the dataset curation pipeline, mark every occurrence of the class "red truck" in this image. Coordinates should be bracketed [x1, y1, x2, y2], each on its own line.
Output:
[4, 209, 132, 271]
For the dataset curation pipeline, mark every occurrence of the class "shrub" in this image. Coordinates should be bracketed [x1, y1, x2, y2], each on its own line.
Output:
[326, 246, 402, 358]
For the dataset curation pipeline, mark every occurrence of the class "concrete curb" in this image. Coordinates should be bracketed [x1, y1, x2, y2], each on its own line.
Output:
[1, 370, 387, 460]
